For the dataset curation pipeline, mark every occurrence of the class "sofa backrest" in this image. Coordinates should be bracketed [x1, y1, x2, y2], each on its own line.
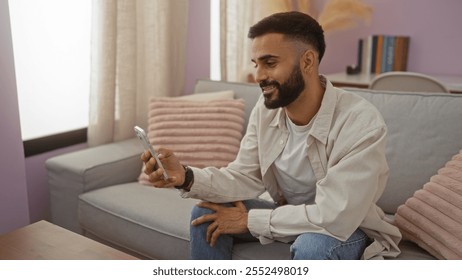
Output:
[194, 80, 462, 214]
[345, 88, 462, 214]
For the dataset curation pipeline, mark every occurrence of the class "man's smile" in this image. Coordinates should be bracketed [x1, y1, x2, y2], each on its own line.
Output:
[261, 84, 277, 95]
[260, 81, 279, 96]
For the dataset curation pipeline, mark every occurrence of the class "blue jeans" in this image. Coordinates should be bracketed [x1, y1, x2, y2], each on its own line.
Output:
[189, 199, 370, 260]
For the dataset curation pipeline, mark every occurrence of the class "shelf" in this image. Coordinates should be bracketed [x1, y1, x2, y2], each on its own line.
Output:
[325, 72, 462, 93]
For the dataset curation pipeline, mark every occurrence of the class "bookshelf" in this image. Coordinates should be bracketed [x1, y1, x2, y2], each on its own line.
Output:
[325, 72, 462, 94]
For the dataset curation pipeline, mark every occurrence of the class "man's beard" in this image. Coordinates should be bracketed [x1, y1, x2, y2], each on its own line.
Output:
[260, 65, 305, 109]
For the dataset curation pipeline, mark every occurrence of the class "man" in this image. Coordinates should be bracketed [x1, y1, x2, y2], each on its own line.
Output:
[141, 11, 401, 260]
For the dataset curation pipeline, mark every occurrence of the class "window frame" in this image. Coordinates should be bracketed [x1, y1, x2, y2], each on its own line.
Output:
[23, 128, 87, 157]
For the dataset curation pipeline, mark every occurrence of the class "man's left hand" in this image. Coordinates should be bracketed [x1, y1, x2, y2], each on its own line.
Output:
[191, 201, 249, 247]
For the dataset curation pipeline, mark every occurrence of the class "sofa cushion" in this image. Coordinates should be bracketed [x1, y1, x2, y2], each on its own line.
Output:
[348, 89, 462, 214]
[394, 150, 462, 259]
[138, 92, 246, 185]
[78, 183, 200, 259]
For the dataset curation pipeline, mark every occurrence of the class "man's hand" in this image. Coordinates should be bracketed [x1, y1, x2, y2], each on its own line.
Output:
[141, 147, 184, 188]
[191, 201, 249, 247]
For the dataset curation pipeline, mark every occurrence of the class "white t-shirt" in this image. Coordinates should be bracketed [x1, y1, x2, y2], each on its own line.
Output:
[272, 113, 317, 205]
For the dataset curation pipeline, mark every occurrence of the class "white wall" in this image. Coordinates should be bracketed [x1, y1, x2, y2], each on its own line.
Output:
[0, 0, 30, 234]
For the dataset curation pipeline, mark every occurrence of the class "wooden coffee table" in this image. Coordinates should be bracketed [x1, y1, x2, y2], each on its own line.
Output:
[0, 220, 137, 260]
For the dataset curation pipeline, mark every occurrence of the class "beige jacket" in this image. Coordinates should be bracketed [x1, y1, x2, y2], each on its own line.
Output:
[183, 79, 402, 259]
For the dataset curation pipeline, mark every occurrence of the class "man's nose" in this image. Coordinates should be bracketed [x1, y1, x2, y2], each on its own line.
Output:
[254, 66, 268, 84]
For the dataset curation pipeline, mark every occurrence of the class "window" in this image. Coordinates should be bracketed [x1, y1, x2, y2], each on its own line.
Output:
[9, 0, 92, 141]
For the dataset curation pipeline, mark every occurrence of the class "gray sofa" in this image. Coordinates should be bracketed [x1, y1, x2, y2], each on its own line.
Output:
[46, 79, 462, 260]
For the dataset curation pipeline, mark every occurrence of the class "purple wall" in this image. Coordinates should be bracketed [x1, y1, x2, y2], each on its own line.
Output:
[25, 143, 87, 223]
[0, 0, 30, 234]
[184, 0, 210, 94]
[320, 0, 462, 76]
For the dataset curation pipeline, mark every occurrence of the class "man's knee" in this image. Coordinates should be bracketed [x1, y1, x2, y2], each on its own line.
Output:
[290, 230, 368, 260]
[191, 204, 215, 220]
[189, 204, 234, 260]
[290, 232, 334, 260]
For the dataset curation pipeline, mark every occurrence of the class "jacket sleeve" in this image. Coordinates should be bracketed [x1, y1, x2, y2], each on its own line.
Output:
[181, 101, 267, 203]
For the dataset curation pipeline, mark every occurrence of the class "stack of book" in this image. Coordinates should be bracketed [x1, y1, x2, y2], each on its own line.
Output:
[358, 35, 410, 74]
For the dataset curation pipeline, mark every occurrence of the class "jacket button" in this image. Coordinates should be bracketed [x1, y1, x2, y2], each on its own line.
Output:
[280, 139, 284, 145]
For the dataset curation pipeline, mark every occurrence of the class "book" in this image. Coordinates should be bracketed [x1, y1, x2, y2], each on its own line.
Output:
[363, 34, 410, 74]
[375, 35, 384, 74]
[370, 35, 378, 73]
[361, 36, 373, 74]
[385, 35, 395, 72]
[380, 35, 389, 73]
[393, 36, 410, 71]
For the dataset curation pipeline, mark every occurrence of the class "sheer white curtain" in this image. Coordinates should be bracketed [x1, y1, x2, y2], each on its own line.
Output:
[88, 0, 189, 146]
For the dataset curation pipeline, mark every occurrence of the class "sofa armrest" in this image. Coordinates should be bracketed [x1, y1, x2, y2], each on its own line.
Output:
[46, 138, 143, 233]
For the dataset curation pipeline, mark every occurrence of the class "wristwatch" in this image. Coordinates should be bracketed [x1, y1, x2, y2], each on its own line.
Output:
[175, 165, 194, 190]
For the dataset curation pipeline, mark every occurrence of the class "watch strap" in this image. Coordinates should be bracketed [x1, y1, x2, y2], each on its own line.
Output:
[175, 165, 194, 190]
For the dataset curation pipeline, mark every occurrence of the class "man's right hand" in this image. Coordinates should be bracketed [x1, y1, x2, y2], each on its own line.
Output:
[141, 147, 185, 188]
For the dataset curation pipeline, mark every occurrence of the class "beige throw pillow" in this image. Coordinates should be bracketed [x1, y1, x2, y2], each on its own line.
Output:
[395, 150, 462, 259]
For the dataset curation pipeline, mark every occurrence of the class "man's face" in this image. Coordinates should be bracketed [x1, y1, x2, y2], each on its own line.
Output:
[259, 64, 305, 109]
[251, 33, 306, 109]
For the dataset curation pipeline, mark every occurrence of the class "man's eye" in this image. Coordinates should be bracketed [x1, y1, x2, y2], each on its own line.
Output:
[266, 61, 276, 67]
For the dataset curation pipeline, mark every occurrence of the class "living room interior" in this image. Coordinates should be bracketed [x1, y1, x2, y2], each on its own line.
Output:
[1, 0, 461, 260]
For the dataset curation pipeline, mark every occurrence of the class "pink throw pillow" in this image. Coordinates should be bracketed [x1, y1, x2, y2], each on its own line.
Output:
[138, 97, 245, 185]
[395, 150, 462, 259]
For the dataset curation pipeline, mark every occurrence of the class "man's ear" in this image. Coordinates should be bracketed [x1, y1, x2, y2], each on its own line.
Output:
[301, 49, 317, 74]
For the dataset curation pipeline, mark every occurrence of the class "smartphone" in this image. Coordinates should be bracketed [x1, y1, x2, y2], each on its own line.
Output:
[134, 126, 169, 180]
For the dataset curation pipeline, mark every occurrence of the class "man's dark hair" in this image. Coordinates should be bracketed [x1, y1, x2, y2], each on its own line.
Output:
[248, 11, 326, 62]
